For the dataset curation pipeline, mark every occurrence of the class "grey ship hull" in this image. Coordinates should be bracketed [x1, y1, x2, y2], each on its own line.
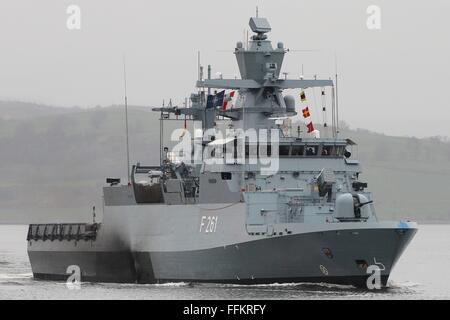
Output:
[28, 204, 417, 287]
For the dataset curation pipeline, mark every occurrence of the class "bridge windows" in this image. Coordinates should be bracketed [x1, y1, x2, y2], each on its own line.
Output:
[273, 143, 348, 158]
[335, 146, 345, 157]
[217, 141, 348, 160]
[279, 145, 290, 156]
[305, 145, 318, 156]
[322, 145, 333, 156]
[221, 172, 232, 180]
[291, 145, 304, 156]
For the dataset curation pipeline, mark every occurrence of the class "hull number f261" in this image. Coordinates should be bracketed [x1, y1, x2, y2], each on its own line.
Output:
[199, 216, 218, 233]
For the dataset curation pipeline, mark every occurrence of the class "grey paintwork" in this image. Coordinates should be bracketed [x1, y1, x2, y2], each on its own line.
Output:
[28, 226, 416, 286]
[27, 16, 417, 287]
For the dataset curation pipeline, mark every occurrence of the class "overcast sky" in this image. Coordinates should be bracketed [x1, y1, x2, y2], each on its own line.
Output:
[0, 0, 448, 138]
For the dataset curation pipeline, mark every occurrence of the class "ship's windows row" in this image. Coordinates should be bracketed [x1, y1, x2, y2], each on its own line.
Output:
[244, 144, 345, 157]
[207, 142, 345, 158]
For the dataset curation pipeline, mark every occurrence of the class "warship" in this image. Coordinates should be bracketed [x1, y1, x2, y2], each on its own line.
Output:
[26, 16, 417, 287]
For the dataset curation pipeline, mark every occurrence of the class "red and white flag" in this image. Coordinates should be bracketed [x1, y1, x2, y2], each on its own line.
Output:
[222, 91, 235, 110]
[299, 90, 315, 135]
[306, 121, 315, 133]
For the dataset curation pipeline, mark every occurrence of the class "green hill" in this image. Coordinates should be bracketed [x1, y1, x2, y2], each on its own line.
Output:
[0, 100, 79, 120]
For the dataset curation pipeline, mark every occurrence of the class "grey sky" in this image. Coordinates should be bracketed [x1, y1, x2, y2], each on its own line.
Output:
[0, 0, 448, 138]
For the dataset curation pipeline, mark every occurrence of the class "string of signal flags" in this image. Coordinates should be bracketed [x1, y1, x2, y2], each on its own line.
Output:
[299, 88, 327, 134]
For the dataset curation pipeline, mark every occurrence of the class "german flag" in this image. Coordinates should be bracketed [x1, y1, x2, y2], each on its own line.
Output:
[302, 107, 310, 118]
[300, 90, 306, 102]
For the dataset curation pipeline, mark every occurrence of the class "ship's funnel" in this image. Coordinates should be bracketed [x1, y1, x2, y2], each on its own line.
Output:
[234, 17, 285, 82]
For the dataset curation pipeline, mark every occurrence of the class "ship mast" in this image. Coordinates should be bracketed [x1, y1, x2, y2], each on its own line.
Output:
[123, 55, 131, 183]
[334, 52, 340, 137]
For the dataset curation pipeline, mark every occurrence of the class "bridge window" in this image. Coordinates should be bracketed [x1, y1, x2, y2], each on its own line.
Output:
[322, 146, 333, 156]
[221, 172, 232, 180]
[305, 146, 318, 156]
[291, 145, 304, 156]
[335, 146, 344, 156]
[279, 145, 290, 156]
